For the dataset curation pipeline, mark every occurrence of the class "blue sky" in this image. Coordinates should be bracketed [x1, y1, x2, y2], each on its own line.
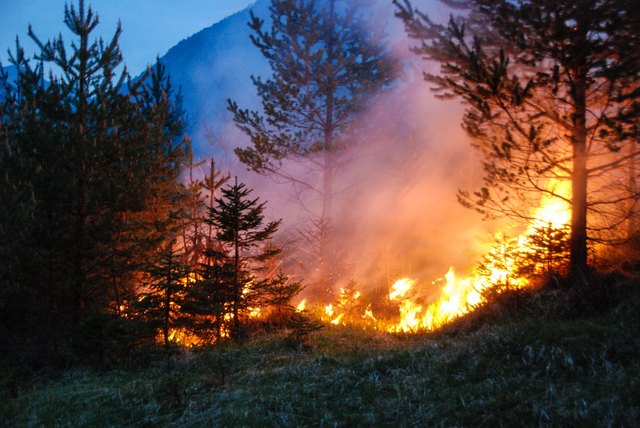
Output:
[0, 0, 255, 74]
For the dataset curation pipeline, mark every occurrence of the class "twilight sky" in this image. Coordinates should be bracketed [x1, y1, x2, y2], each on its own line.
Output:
[0, 0, 255, 75]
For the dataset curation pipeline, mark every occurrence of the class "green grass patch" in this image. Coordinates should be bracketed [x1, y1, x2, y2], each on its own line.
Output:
[3, 286, 640, 427]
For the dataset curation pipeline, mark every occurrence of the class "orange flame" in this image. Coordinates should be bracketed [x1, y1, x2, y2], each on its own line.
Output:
[313, 178, 572, 333]
[160, 178, 572, 343]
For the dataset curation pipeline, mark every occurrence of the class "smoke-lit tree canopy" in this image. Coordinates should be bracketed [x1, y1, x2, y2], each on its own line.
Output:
[395, 0, 640, 278]
[230, 0, 396, 171]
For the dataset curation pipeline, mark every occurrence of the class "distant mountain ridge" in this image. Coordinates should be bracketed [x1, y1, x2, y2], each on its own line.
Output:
[158, 0, 271, 159]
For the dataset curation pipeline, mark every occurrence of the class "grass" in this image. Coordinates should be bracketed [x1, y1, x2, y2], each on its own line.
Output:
[3, 284, 640, 427]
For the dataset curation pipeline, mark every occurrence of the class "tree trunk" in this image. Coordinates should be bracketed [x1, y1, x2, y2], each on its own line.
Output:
[627, 142, 638, 239]
[318, 0, 336, 299]
[164, 249, 172, 349]
[319, 145, 334, 296]
[569, 71, 589, 281]
[233, 230, 240, 339]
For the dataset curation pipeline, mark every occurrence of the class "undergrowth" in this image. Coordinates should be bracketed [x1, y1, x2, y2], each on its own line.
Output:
[2, 282, 640, 427]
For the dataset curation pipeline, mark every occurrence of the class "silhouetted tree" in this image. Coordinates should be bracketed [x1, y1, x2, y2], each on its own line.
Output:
[0, 0, 187, 360]
[179, 159, 231, 343]
[522, 225, 571, 279]
[136, 240, 191, 349]
[206, 178, 287, 340]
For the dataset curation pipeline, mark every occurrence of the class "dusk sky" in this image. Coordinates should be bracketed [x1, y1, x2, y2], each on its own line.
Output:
[0, 0, 255, 75]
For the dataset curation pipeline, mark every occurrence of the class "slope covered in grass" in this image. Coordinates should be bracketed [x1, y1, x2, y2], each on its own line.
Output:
[3, 283, 640, 427]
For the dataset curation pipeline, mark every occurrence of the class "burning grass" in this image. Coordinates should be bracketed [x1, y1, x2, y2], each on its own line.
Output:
[290, 178, 575, 336]
[3, 279, 640, 427]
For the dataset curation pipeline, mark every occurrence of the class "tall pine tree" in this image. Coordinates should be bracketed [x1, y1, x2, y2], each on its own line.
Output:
[0, 1, 187, 359]
[395, 0, 640, 280]
[229, 0, 396, 297]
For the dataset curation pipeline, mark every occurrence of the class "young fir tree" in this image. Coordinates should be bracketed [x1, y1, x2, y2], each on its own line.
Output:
[395, 0, 640, 281]
[176, 154, 230, 267]
[136, 240, 190, 349]
[180, 159, 230, 342]
[521, 225, 571, 279]
[205, 178, 288, 340]
[178, 149, 207, 266]
[229, 0, 396, 297]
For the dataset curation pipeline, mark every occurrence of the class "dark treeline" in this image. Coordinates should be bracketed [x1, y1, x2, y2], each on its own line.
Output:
[0, 1, 303, 368]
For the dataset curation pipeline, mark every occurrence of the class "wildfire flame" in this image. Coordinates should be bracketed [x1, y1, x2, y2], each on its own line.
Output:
[158, 179, 572, 345]
[387, 267, 483, 332]
[529, 180, 571, 230]
[316, 178, 572, 334]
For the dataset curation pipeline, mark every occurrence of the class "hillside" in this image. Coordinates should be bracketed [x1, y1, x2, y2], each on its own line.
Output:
[3, 282, 639, 427]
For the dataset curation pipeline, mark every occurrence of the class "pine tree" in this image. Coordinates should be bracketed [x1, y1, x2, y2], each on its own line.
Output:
[522, 225, 571, 279]
[137, 240, 190, 349]
[185, 246, 235, 342]
[395, 0, 640, 280]
[229, 0, 396, 297]
[0, 1, 188, 358]
[206, 178, 285, 340]
[180, 159, 230, 342]
[0, 57, 41, 356]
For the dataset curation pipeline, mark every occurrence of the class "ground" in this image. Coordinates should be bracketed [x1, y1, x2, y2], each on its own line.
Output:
[3, 282, 640, 427]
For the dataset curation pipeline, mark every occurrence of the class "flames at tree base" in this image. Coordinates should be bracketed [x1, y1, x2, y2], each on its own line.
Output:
[160, 179, 577, 345]
[307, 266, 521, 334]
[310, 180, 574, 333]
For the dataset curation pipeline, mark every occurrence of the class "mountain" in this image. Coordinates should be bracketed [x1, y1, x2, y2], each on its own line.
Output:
[158, 0, 272, 159]
[0, 2, 268, 160]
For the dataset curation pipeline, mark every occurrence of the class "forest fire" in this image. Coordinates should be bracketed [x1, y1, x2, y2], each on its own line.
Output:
[153, 176, 572, 348]
[306, 179, 573, 333]
[386, 268, 483, 332]
[4, 0, 638, 424]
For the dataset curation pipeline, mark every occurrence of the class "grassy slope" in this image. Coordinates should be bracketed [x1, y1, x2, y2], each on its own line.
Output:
[3, 288, 640, 427]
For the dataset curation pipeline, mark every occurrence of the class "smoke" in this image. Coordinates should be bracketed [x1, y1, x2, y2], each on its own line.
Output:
[329, 62, 488, 289]
[182, 0, 494, 296]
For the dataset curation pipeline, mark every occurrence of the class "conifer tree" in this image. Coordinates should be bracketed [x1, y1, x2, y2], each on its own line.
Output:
[184, 245, 235, 341]
[206, 178, 285, 340]
[522, 225, 571, 278]
[395, 0, 640, 280]
[180, 159, 230, 342]
[137, 240, 191, 349]
[229, 0, 396, 296]
[0, 1, 188, 357]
